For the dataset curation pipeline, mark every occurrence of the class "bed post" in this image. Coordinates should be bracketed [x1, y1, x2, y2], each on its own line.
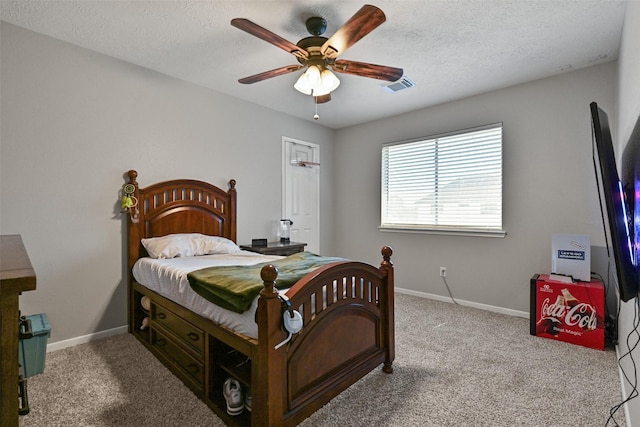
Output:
[227, 179, 237, 243]
[124, 170, 141, 267]
[379, 246, 395, 374]
[254, 265, 287, 426]
[124, 170, 140, 334]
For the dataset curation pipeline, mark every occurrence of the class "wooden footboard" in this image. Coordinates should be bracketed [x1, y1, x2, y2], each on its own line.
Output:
[254, 247, 394, 427]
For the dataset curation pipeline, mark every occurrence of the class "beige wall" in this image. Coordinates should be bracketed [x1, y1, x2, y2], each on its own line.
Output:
[0, 22, 335, 345]
[333, 62, 617, 313]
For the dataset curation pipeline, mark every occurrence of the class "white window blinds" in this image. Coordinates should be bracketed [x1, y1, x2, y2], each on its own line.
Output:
[381, 123, 503, 235]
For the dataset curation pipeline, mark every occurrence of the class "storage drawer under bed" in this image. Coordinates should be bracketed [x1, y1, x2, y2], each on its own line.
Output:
[153, 302, 205, 357]
[151, 327, 205, 391]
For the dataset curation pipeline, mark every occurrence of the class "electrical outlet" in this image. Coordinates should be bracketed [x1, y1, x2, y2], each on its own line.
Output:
[440, 267, 446, 277]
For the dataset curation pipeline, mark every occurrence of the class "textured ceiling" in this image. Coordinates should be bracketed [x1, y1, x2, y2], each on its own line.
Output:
[0, 1, 627, 129]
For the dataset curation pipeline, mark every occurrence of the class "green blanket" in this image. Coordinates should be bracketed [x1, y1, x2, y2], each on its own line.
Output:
[187, 252, 345, 313]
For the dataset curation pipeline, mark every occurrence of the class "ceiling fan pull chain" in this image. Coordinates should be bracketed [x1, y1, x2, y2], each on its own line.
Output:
[313, 92, 319, 121]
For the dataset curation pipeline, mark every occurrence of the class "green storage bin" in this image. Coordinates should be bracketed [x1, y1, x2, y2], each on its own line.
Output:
[18, 313, 50, 378]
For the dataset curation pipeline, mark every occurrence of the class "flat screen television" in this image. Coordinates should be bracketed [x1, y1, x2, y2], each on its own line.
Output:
[590, 102, 639, 301]
[621, 109, 640, 294]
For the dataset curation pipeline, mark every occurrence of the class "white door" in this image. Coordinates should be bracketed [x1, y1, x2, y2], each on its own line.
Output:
[283, 137, 320, 254]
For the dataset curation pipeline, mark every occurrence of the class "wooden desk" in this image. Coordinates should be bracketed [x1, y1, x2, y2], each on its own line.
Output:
[1, 235, 36, 427]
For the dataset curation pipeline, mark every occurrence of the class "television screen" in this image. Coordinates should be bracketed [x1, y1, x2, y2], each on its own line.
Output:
[590, 102, 638, 301]
[621, 113, 640, 289]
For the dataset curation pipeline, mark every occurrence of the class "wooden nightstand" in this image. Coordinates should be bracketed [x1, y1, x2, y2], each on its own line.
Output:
[240, 241, 307, 256]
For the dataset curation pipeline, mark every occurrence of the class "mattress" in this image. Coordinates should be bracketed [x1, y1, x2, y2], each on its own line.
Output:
[132, 251, 283, 339]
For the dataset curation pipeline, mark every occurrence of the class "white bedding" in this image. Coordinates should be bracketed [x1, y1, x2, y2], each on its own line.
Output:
[132, 250, 283, 339]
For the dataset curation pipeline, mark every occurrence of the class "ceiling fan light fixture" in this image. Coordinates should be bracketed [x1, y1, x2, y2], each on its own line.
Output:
[305, 65, 322, 85]
[320, 68, 340, 93]
[294, 65, 340, 96]
[294, 73, 312, 95]
[294, 65, 318, 95]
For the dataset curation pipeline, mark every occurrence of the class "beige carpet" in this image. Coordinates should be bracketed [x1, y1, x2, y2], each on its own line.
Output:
[19, 293, 626, 426]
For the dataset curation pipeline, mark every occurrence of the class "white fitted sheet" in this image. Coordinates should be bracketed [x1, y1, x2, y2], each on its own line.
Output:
[132, 251, 283, 339]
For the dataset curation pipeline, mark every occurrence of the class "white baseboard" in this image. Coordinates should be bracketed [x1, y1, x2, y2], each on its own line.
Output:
[46, 325, 128, 353]
[395, 287, 530, 318]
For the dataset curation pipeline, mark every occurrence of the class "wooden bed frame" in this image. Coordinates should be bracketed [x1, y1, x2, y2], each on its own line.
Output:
[123, 170, 394, 427]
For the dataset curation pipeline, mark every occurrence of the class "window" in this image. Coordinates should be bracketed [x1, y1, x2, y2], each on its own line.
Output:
[381, 123, 505, 237]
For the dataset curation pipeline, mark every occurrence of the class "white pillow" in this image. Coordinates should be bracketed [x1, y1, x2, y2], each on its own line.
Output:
[141, 233, 241, 259]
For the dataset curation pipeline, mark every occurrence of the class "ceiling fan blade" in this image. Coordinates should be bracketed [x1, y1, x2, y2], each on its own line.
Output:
[238, 65, 304, 84]
[332, 60, 403, 82]
[321, 5, 386, 59]
[231, 18, 308, 60]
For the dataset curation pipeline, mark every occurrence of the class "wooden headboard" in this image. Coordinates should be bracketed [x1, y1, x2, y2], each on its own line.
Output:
[123, 170, 237, 272]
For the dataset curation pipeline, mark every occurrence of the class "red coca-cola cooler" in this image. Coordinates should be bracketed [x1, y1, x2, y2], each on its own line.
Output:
[530, 274, 605, 350]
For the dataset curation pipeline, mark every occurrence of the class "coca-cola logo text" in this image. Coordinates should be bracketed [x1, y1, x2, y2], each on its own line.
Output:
[541, 298, 597, 330]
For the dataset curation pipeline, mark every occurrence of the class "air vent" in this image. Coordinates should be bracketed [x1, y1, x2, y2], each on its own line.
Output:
[382, 77, 416, 93]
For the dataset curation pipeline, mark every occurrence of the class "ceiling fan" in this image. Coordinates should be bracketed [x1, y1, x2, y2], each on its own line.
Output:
[231, 4, 403, 104]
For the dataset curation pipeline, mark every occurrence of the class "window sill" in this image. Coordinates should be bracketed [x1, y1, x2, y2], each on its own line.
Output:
[379, 225, 507, 238]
